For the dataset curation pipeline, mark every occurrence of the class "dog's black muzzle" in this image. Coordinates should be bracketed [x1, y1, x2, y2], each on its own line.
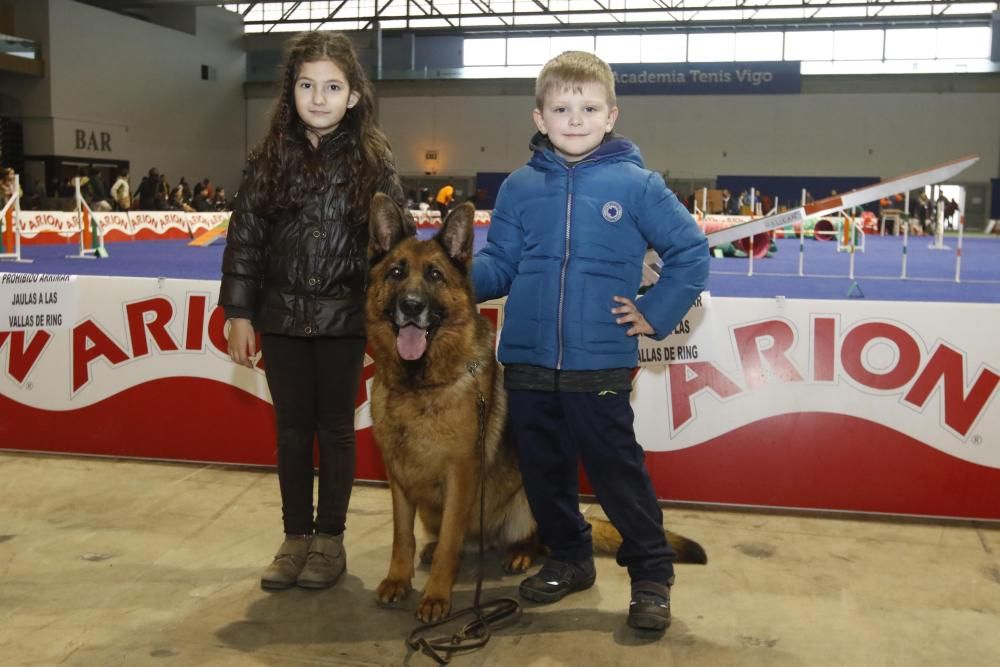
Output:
[390, 292, 443, 331]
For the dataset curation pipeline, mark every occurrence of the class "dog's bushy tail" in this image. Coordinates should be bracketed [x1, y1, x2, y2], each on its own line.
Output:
[591, 517, 708, 565]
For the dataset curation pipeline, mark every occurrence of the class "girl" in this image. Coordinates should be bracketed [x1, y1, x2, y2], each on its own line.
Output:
[219, 31, 405, 591]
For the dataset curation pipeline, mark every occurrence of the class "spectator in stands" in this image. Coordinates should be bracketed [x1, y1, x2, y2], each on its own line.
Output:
[212, 187, 229, 210]
[721, 188, 734, 214]
[944, 198, 960, 229]
[159, 174, 172, 205]
[434, 182, 454, 216]
[737, 190, 750, 214]
[137, 168, 158, 209]
[110, 168, 131, 211]
[58, 177, 75, 198]
[191, 184, 213, 212]
[200, 177, 215, 200]
[178, 176, 192, 202]
[140, 172, 170, 210]
[82, 168, 113, 211]
[170, 184, 195, 212]
[219, 30, 405, 592]
[0, 167, 20, 203]
[144, 173, 170, 211]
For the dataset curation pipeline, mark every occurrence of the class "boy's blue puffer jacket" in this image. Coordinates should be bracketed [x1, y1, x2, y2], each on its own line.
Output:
[472, 133, 709, 371]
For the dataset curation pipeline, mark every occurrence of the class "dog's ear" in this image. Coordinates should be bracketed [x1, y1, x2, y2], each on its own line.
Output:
[369, 193, 413, 259]
[436, 202, 475, 268]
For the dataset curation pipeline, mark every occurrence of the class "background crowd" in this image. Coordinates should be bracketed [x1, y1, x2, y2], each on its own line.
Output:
[0, 165, 232, 213]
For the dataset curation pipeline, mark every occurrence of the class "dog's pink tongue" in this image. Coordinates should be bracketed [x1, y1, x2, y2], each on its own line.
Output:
[396, 325, 428, 361]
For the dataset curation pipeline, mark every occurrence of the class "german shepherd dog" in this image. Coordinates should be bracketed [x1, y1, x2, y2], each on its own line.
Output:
[365, 193, 706, 623]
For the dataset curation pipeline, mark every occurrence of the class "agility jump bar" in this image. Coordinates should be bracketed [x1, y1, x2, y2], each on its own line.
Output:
[705, 154, 979, 248]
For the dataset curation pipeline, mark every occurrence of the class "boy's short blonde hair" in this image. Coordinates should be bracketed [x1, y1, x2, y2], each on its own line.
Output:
[534, 51, 617, 110]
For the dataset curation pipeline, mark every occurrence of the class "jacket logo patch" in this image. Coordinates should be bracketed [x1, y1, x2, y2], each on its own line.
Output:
[602, 201, 623, 223]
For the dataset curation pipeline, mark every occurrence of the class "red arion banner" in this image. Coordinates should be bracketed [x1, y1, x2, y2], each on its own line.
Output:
[1, 273, 998, 519]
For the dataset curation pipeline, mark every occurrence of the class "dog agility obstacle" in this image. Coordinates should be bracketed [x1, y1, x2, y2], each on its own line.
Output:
[66, 177, 109, 260]
[1, 173, 33, 264]
[706, 154, 981, 287]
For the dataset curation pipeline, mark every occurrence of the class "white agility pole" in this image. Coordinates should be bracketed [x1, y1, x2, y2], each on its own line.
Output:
[67, 177, 108, 259]
[929, 195, 948, 250]
[706, 155, 979, 249]
[798, 213, 805, 277]
[901, 214, 909, 279]
[955, 216, 964, 283]
[848, 216, 857, 280]
[701, 187, 708, 214]
[747, 233, 754, 276]
[796, 188, 811, 275]
[0, 173, 33, 264]
[837, 211, 850, 253]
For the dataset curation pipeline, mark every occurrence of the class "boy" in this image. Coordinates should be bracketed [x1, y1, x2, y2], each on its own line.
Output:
[471, 51, 709, 631]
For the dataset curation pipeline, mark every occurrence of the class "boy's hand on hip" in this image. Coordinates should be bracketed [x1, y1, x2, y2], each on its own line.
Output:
[612, 296, 654, 337]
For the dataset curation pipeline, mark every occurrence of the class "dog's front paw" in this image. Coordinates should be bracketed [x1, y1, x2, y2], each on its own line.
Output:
[376, 577, 412, 605]
[417, 593, 451, 623]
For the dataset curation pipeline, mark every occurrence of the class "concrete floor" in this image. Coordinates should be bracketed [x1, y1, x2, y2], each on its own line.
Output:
[1, 452, 998, 666]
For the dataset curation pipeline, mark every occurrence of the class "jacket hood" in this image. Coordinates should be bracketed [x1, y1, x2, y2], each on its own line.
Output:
[528, 131, 643, 170]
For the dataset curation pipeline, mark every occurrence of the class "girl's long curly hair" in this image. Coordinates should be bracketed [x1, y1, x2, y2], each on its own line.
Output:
[248, 31, 391, 222]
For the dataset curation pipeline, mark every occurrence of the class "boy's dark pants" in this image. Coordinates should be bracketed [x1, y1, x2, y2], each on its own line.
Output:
[507, 389, 676, 584]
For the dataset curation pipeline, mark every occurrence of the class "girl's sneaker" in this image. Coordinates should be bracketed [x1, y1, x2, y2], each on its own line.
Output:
[260, 535, 310, 590]
[297, 532, 346, 589]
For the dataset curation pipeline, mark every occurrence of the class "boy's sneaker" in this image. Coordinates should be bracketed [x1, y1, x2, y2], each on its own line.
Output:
[628, 579, 673, 631]
[518, 557, 596, 604]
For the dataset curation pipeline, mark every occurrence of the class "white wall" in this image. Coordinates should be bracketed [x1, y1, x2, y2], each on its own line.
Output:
[378, 95, 531, 177]
[245, 96, 273, 156]
[377, 90, 1000, 183]
[1, 0, 51, 118]
[15, 0, 987, 202]
[11, 0, 246, 192]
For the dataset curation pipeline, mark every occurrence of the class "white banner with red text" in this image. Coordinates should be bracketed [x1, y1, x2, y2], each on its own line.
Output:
[1, 273, 997, 519]
[7, 209, 487, 243]
[10, 210, 232, 243]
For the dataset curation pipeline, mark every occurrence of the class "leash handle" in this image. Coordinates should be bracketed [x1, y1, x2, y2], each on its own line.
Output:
[406, 599, 522, 664]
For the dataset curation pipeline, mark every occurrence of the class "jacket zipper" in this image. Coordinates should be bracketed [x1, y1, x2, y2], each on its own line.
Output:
[557, 166, 574, 370]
